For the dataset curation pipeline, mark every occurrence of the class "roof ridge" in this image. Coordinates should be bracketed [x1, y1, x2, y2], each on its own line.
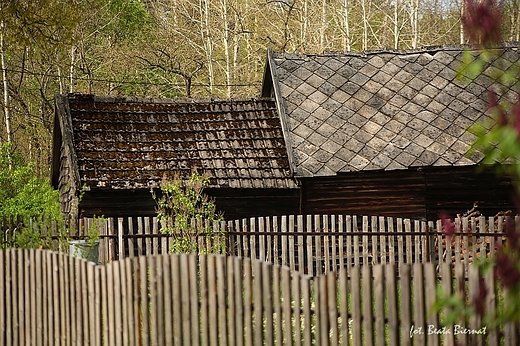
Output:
[272, 43, 520, 59]
[65, 93, 275, 104]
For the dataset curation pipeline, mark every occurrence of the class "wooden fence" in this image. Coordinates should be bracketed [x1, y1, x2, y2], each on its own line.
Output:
[1, 214, 514, 277]
[75, 214, 511, 277]
[1, 248, 519, 346]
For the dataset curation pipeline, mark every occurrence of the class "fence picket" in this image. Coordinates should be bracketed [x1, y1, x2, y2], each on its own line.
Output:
[468, 265, 483, 346]
[339, 268, 350, 345]
[371, 216, 378, 265]
[414, 220, 421, 264]
[485, 262, 499, 345]
[338, 215, 345, 275]
[315, 215, 322, 276]
[116, 218, 123, 261]
[281, 216, 287, 268]
[441, 262, 455, 346]
[400, 264, 412, 346]
[306, 215, 313, 276]
[350, 266, 362, 346]
[289, 215, 296, 272]
[181, 254, 193, 346]
[404, 219, 412, 265]
[425, 263, 439, 346]
[345, 215, 352, 277]
[199, 255, 208, 346]
[397, 218, 404, 275]
[243, 258, 253, 346]
[413, 263, 426, 346]
[317, 274, 328, 346]
[362, 216, 369, 267]
[385, 264, 398, 346]
[281, 267, 292, 345]
[455, 262, 467, 346]
[259, 217, 266, 262]
[272, 217, 279, 267]
[272, 264, 282, 346]
[379, 216, 387, 265]
[253, 260, 263, 346]
[374, 264, 385, 346]
[232, 257, 244, 346]
[297, 215, 304, 274]
[323, 216, 331, 272]
[362, 265, 374, 345]
[138, 256, 149, 346]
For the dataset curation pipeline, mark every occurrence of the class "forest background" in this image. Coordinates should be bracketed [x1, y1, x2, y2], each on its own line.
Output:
[0, 0, 519, 179]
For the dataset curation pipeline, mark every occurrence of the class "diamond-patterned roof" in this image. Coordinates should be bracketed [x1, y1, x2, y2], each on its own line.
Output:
[266, 46, 520, 177]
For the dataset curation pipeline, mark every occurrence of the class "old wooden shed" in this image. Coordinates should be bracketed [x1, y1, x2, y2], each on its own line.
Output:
[51, 94, 299, 221]
[261, 46, 519, 219]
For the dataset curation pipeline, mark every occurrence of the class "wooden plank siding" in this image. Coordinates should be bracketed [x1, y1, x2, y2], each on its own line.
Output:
[424, 166, 516, 220]
[301, 169, 427, 218]
[301, 166, 516, 220]
[2, 249, 519, 345]
[77, 188, 300, 220]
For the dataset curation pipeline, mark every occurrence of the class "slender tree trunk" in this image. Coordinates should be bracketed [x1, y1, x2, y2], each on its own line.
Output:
[517, 1, 520, 41]
[460, 0, 465, 44]
[361, 0, 369, 50]
[232, 9, 241, 95]
[221, 0, 232, 98]
[410, 0, 419, 49]
[69, 45, 76, 93]
[200, 0, 214, 94]
[301, 0, 308, 52]
[343, 0, 351, 51]
[394, 0, 399, 49]
[320, 0, 327, 51]
[0, 20, 12, 144]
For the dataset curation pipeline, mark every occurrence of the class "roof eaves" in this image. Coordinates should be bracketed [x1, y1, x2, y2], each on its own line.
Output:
[54, 94, 82, 192]
[267, 48, 298, 178]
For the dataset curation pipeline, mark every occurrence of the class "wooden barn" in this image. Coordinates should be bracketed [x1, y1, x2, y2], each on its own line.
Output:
[51, 94, 299, 221]
[261, 46, 519, 219]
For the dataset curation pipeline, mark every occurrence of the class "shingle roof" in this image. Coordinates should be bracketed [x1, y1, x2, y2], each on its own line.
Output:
[264, 45, 520, 177]
[56, 94, 297, 189]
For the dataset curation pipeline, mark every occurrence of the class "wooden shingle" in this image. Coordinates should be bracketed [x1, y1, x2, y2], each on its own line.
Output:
[53, 94, 296, 190]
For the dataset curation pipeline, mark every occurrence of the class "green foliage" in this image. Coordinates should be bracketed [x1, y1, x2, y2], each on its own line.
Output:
[84, 215, 104, 246]
[435, 2, 520, 329]
[153, 170, 224, 254]
[0, 0, 82, 47]
[0, 143, 65, 250]
[95, 0, 154, 43]
[0, 143, 61, 220]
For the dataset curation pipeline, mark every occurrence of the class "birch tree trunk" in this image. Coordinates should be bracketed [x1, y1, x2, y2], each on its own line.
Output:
[69, 45, 76, 93]
[410, 0, 419, 49]
[394, 0, 399, 49]
[0, 20, 12, 144]
[200, 0, 214, 94]
[301, 0, 309, 51]
[320, 0, 328, 51]
[361, 0, 369, 50]
[460, 0, 465, 44]
[343, 0, 351, 51]
[221, 0, 232, 98]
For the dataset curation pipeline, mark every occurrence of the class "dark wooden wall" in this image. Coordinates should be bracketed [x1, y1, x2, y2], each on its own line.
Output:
[300, 169, 427, 219]
[78, 188, 300, 221]
[301, 166, 517, 220]
[424, 166, 516, 219]
[206, 188, 300, 220]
